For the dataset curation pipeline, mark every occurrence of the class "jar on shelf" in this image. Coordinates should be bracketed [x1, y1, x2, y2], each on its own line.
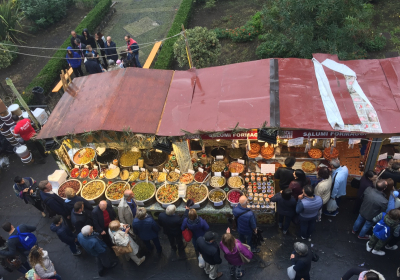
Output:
[138, 158, 144, 168]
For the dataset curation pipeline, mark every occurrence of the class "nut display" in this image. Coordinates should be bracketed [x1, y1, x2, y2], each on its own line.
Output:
[302, 161, 316, 173]
[248, 143, 261, 158]
[228, 176, 243, 188]
[156, 184, 178, 203]
[167, 171, 179, 182]
[106, 182, 129, 200]
[120, 151, 141, 166]
[73, 148, 95, 165]
[139, 170, 148, 181]
[323, 147, 339, 161]
[132, 182, 155, 201]
[58, 180, 81, 198]
[157, 172, 167, 183]
[185, 184, 208, 203]
[149, 171, 159, 181]
[210, 176, 226, 188]
[212, 161, 225, 172]
[81, 181, 105, 200]
[260, 146, 274, 159]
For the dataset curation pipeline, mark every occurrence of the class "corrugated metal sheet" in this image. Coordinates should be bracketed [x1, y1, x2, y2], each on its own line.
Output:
[38, 68, 173, 139]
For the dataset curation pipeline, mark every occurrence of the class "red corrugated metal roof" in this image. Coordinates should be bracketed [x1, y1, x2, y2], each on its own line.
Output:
[37, 68, 173, 139]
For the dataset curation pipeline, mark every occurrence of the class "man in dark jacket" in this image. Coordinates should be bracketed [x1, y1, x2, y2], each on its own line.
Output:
[275, 156, 296, 190]
[92, 200, 116, 247]
[71, 201, 93, 236]
[39, 180, 70, 223]
[50, 216, 81, 256]
[352, 180, 388, 239]
[270, 188, 296, 234]
[0, 222, 36, 269]
[85, 53, 103, 74]
[232, 196, 259, 253]
[13, 176, 45, 217]
[74, 38, 86, 59]
[158, 205, 185, 252]
[104, 36, 118, 63]
[132, 207, 162, 255]
[197, 232, 223, 279]
[77, 225, 117, 277]
[64, 187, 93, 216]
[70, 30, 83, 48]
[380, 162, 400, 188]
[290, 242, 314, 280]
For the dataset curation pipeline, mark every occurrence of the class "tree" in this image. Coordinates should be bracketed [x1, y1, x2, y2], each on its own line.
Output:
[174, 26, 221, 69]
[256, 0, 386, 60]
[0, 0, 25, 43]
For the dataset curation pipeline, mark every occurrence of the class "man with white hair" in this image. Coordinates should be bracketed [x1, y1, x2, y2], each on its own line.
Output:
[232, 196, 259, 253]
[289, 242, 315, 280]
[77, 225, 118, 277]
[323, 158, 348, 217]
[104, 36, 118, 63]
[118, 190, 136, 229]
[92, 200, 116, 247]
[158, 205, 186, 252]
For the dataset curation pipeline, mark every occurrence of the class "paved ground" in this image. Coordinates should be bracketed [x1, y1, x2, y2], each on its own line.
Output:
[101, 0, 183, 65]
[0, 154, 397, 279]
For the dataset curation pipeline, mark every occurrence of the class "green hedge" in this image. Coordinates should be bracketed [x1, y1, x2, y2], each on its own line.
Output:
[153, 0, 194, 69]
[23, 0, 111, 105]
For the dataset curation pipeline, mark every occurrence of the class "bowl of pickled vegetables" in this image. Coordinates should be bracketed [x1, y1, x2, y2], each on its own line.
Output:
[208, 189, 226, 204]
[210, 176, 226, 188]
[73, 148, 96, 165]
[132, 182, 156, 202]
[156, 184, 180, 207]
[81, 180, 106, 200]
[105, 181, 130, 201]
[183, 184, 208, 204]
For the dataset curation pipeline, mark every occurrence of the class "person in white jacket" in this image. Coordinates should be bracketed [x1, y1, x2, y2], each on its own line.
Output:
[108, 220, 145, 266]
[314, 167, 332, 222]
[28, 246, 61, 280]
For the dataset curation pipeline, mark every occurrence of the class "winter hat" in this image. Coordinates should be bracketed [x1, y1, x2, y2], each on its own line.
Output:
[204, 231, 218, 242]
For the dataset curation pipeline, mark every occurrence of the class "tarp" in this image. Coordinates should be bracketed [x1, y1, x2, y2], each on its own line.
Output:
[37, 68, 173, 139]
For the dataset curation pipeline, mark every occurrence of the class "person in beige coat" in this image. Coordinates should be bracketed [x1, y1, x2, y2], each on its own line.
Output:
[118, 190, 136, 234]
[314, 167, 332, 222]
[108, 220, 145, 266]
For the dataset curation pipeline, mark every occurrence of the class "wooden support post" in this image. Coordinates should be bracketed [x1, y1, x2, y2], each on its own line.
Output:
[60, 70, 67, 92]
[181, 24, 194, 69]
[66, 69, 72, 84]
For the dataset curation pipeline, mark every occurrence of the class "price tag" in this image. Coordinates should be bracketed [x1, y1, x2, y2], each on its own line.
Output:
[391, 137, 400, 143]
[287, 137, 304, 147]
[378, 153, 388, 161]
[188, 169, 195, 174]
[261, 164, 276, 174]
[214, 172, 221, 176]
[198, 167, 204, 173]
[348, 138, 361, 145]
[140, 168, 146, 172]
[163, 168, 167, 173]
[155, 149, 162, 153]
[136, 201, 144, 206]
[153, 168, 158, 172]
[216, 155, 223, 160]
[230, 203, 236, 207]
[132, 147, 139, 152]
[394, 153, 400, 160]
[214, 201, 223, 207]
[175, 169, 181, 174]
[238, 159, 245, 164]
[132, 166, 139, 171]
[162, 203, 169, 208]
[193, 203, 200, 209]
[231, 173, 239, 177]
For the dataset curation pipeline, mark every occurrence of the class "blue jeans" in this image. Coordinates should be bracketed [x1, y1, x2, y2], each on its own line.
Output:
[299, 215, 317, 238]
[352, 214, 374, 237]
[48, 274, 62, 280]
[67, 241, 78, 254]
[278, 214, 292, 232]
[239, 233, 254, 250]
[192, 236, 199, 253]
[143, 237, 162, 253]
[134, 53, 142, 68]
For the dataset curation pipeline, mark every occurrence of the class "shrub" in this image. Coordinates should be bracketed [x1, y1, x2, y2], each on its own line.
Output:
[0, 0, 25, 43]
[20, 0, 67, 29]
[24, 0, 111, 105]
[0, 41, 18, 69]
[174, 26, 221, 69]
[364, 34, 386, 52]
[153, 0, 194, 70]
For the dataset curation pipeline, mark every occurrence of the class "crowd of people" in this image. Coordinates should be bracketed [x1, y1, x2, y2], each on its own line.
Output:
[67, 28, 142, 76]
[1, 156, 400, 279]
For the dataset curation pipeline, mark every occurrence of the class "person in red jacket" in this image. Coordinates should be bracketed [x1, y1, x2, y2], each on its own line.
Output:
[14, 118, 46, 164]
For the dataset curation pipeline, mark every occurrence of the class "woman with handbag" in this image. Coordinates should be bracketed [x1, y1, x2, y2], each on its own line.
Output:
[220, 228, 253, 279]
[28, 246, 61, 280]
[108, 220, 145, 266]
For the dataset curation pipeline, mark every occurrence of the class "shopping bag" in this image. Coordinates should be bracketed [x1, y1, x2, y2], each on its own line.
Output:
[287, 265, 296, 280]
[198, 254, 205, 268]
[326, 198, 338, 212]
[236, 244, 251, 263]
[112, 244, 133, 256]
[182, 228, 193, 242]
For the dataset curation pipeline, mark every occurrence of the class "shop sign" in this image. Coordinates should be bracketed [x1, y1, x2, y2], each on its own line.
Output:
[186, 129, 258, 140]
[280, 130, 367, 139]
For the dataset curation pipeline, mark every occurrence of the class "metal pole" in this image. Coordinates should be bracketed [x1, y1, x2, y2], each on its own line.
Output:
[181, 24, 194, 69]
[5, 78, 41, 129]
